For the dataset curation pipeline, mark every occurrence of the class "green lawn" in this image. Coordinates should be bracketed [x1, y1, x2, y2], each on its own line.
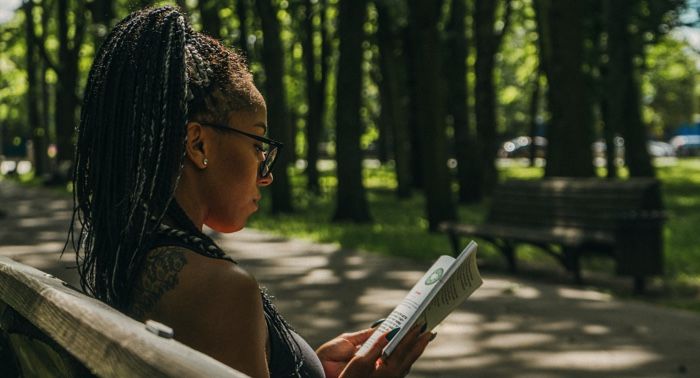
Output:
[250, 158, 700, 311]
[6, 157, 699, 310]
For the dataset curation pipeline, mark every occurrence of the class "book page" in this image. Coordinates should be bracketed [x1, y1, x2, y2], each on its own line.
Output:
[421, 245, 482, 329]
[355, 255, 455, 357]
[381, 241, 481, 358]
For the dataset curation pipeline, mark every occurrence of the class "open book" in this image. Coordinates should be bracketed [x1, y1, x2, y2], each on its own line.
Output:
[356, 241, 482, 359]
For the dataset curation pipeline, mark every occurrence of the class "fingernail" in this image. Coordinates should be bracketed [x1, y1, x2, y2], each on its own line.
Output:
[420, 323, 427, 333]
[371, 318, 386, 329]
[429, 332, 437, 341]
[386, 327, 400, 341]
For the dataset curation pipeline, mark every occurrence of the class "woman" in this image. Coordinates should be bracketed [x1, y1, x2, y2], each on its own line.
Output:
[68, 6, 432, 378]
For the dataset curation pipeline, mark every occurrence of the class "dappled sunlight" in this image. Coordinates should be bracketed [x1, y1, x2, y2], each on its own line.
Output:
[581, 324, 610, 335]
[482, 332, 556, 349]
[515, 349, 660, 371]
[2, 178, 700, 377]
[557, 287, 612, 301]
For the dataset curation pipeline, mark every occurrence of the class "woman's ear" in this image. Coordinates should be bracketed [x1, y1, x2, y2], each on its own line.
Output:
[185, 122, 209, 169]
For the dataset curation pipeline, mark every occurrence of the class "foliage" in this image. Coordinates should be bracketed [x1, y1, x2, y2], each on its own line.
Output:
[643, 35, 699, 136]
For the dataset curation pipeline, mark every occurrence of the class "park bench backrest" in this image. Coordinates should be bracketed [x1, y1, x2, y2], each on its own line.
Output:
[487, 177, 664, 232]
[0, 256, 248, 377]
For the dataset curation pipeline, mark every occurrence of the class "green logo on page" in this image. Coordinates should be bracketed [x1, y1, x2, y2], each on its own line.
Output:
[425, 268, 444, 285]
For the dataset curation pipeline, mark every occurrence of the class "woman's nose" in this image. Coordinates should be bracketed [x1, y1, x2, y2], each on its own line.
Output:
[257, 172, 273, 186]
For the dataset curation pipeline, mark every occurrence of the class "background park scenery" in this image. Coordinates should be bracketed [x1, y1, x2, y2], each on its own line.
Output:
[1, 0, 700, 314]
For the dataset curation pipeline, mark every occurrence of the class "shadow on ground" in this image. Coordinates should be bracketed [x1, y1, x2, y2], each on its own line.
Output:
[1, 180, 698, 377]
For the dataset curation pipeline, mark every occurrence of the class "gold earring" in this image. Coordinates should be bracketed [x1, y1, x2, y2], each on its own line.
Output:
[203, 158, 208, 168]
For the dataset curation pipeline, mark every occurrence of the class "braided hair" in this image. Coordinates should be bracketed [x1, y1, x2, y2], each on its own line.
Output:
[68, 6, 305, 375]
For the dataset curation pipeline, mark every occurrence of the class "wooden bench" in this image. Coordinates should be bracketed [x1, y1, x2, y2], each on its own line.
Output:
[439, 178, 666, 292]
[0, 256, 248, 377]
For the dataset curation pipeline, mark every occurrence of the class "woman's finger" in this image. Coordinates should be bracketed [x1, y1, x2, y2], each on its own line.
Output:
[341, 328, 377, 346]
[340, 331, 389, 378]
[401, 331, 433, 368]
[383, 322, 424, 363]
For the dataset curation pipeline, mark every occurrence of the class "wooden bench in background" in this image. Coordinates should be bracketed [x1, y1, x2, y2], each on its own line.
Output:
[439, 178, 666, 293]
[0, 256, 248, 377]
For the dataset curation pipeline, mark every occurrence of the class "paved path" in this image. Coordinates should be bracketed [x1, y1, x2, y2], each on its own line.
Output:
[1, 180, 698, 377]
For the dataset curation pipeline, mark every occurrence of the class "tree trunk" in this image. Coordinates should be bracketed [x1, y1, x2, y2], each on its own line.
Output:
[446, 0, 479, 203]
[54, 0, 85, 180]
[376, 1, 411, 198]
[301, 0, 323, 194]
[538, 0, 594, 177]
[256, 0, 294, 213]
[333, 0, 371, 222]
[198, 0, 222, 39]
[89, 0, 113, 50]
[527, 73, 540, 166]
[473, 0, 503, 195]
[235, 0, 251, 60]
[409, 0, 456, 231]
[23, 0, 48, 176]
[607, 0, 654, 177]
[404, 26, 423, 190]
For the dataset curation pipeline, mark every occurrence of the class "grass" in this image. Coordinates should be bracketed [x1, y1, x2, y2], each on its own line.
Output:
[250, 157, 700, 311]
[5, 157, 700, 310]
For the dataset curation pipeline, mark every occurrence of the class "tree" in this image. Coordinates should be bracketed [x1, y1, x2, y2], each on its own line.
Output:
[23, 0, 48, 176]
[536, 0, 595, 177]
[88, 0, 114, 49]
[198, 0, 222, 39]
[474, 0, 513, 195]
[375, 0, 412, 198]
[409, 0, 456, 230]
[47, 0, 86, 178]
[333, 0, 372, 222]
[235, 0, 252, 60]
[300, 0, 328, 195]
[256, 0, 294, 213]
[445, 0, 479, 203]
[606, 0, 654, 177]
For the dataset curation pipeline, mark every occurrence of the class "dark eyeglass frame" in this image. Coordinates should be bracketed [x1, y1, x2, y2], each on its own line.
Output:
[200, 123, 283, 178]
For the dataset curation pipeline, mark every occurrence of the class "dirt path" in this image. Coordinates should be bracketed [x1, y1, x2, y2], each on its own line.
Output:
[1, 180, 698, 377]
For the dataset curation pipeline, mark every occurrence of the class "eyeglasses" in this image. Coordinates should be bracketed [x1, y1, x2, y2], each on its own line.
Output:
[200, 123, 283, 178]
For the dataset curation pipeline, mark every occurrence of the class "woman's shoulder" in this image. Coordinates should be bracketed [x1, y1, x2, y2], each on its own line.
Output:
[129, 245, 260, 320]
[132, 245, 270, 376]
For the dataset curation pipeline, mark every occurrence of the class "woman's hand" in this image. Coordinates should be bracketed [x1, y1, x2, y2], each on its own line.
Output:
[317, 324, 434, 378]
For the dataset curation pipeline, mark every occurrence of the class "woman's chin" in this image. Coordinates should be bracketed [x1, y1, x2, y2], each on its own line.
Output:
[207, 221, 246, 234]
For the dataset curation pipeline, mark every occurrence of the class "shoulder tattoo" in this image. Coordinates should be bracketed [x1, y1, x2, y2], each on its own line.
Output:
[129, 247, 188, 319]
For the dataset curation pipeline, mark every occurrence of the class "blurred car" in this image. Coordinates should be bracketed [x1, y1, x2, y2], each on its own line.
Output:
[497, 136, 547, 159]
[499, 136, 675, 164]
[647, 140, 675, 157]
[669, 135, 700, 157]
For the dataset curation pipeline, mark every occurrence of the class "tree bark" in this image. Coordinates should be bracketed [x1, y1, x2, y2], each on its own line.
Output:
[23, 0, 48, 176]
[333, 0, 372, 222]
[375, 1, 411, 198]
[538, 0, 595, 177]
[235, 0, 251, 60]
[52, 0, 86, 180]
[88, 0, 113, 50]
[198, 0, 222, 39]
[409, 0, 456, 231]
[404, 25, 423, 190]
[256, 0, 294, 213]
[474, 0, 512, 195]
[527, 73, 541, 166]
[301, 0, 323, 194]
[606, 0, 654, 177]
[446, 0, 479, 203]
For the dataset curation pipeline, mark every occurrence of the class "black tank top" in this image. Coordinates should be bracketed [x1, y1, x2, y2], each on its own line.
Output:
[148, 228, 325, 378]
